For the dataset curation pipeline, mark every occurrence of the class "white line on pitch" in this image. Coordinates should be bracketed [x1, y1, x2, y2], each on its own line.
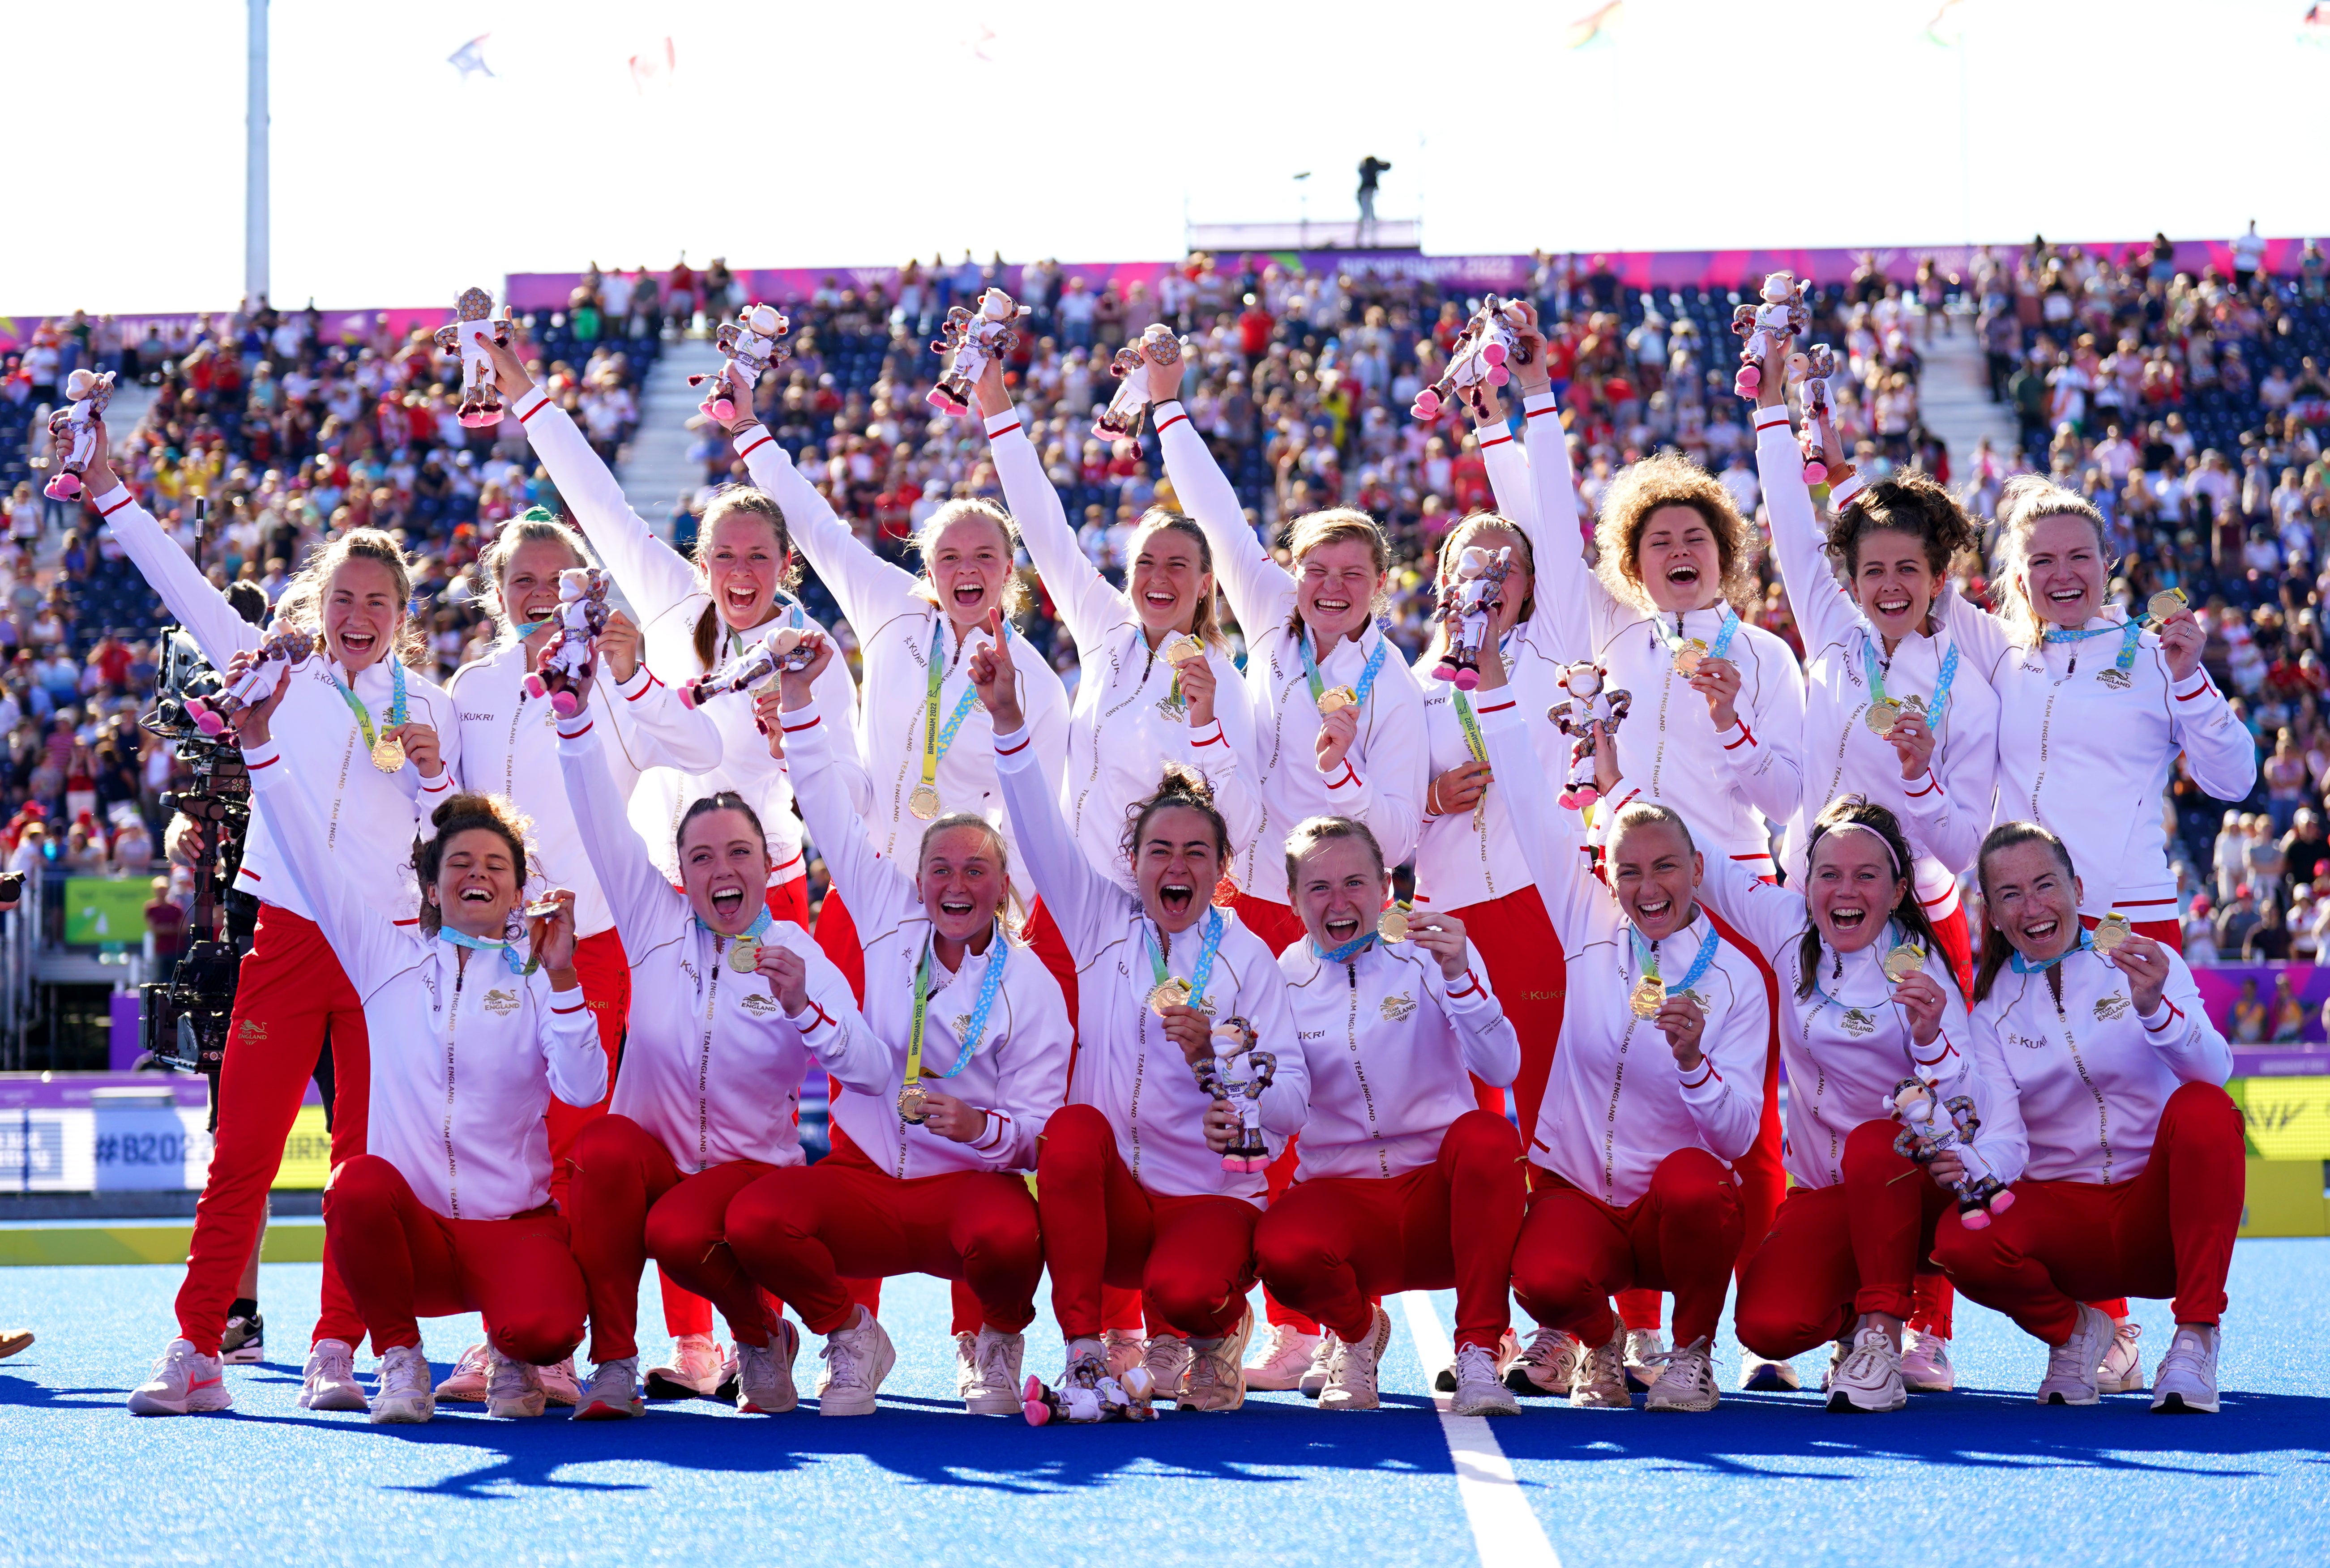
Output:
[1393, 1291, 1561, 1568]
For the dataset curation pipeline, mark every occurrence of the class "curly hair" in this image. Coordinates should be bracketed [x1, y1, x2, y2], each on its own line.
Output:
[1282, 814, 1386, 897]
[690, 487, 805, 671]
[1828, 468, 1979, 581]
[1992, 474, 2110, 647]
[1121, 762, 1230, 866]
[414, 792, 531, 933]
[1594, 452, 1761, 612]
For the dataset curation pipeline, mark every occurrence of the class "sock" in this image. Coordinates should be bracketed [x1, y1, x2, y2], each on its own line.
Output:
[229, 1299, 260, 1321]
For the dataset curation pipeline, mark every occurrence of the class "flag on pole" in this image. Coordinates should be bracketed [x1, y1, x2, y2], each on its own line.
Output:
[446, 34, 494, 81]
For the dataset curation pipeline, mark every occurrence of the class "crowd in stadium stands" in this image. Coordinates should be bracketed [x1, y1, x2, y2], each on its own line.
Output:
[6, 240, 2326, 983]
[1959, 229, 2330, 983]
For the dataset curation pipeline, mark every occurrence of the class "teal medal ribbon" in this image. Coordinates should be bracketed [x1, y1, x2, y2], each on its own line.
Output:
[1147, 906, 1226, 1012]
[1299, 624, 1389, 710]
[1314, 928, 1375, 965]
[326, 658, 407, 751]
[697, 906, 774, 944]
[1631, 923, 1720, 1000]
[1862, 633, 1962, 732]
[2042, 617, 2143, 675]
[913, 922, 1011, 1080]
[438, 925, 525, 976]
[2010, 929, 2094, 975]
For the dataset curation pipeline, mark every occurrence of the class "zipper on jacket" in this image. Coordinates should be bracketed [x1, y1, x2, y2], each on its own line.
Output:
[443, 963, 465, 1217]
[2049, 992, 2115, 1181]
[696, 947, 723, 1171]
[1342, 965, 1389, 1177]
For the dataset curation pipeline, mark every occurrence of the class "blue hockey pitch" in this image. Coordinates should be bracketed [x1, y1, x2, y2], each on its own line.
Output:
[2, 1241, 2326, 1567]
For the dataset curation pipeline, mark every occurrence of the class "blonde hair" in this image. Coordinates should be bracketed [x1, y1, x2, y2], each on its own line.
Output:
[1282, 507, 1393, 637]
[1282, 814, 1386, 895]
[277, 527, 428, 670]
[910, 498, 1032, 621]
[1608, 799, 1696, 858]
[691, 487, 804, 670]
[1131, 508, 1226, 648]
[1422, 512, 1535, 662]
[1992, 474, 2109, 646]
[1594, 452, 1760, 612]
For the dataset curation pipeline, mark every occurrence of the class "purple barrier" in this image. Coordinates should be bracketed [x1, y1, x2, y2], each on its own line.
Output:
[2190, 962, 2330, 1043]
[0, 305, 450, 357]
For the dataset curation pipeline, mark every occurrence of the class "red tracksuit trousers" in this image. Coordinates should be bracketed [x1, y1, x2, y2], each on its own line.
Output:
[1932, 1082, 2244, 1342]
[1734, 1118, 1954, 1359]
[325, 1154, 586, 1364]
[1254, 1110, 1525, 1354]
[175, 906, 369, 1355]
[564, 1114, 779, 1363]
[725, 1142, 1043, 1336]
[1037, 1104, 1257, 1342]
[1515, 1147, 1744, 1349]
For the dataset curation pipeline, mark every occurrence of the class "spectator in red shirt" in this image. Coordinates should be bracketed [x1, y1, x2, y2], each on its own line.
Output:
[1238, 295, 1274, 366]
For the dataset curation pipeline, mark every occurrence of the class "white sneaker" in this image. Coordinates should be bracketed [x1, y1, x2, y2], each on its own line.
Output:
[954, 1331, 981, 1400]
[964, 1325, 1025, 1416]
[735, 1320, 801, 1414]
[1180, 1308, 1254, 1413]
[1900, 1329, 1955, 1393]
[371, 1344, 435, 1424]
[537, 1354, 581, 1408]
[1143, 1334, 1194, 1404]
[127, 1337, 231, 1415]
[1739, 1350, 1801, 1392]
[2035, 1302, 2114, 1407]
[2150, 1324, 2221, 1414]
[300, 1338, 370, 1413]
[1570, 1326, 1631, 1409]
[1318, 1304, 1390, 1412]
[1643, 1336, 1720, 1413]
[1102, 1329, 1146, 1381]
[1623, 1327, 1668, 1393]
[434, 1342, 492, 1402]
[1826, 1326, 1908, 1414]
[2098, 1319, 2146, 1394]
[817, 1307, 896, 1417]
[575, 1356, 644, 1420]
[1437, 1326, 1520, 1393]
[1818, 1337, 1852, 1393]
[1505, 1326, 1584, 1397]
[1244, 1322, 1324, 1391]
[1298, 1333, 1338, 1397]
[484, 1347, 546, 1418]
[644, 1331, 726, 1400]
[1448, 1340, 1521, 1416]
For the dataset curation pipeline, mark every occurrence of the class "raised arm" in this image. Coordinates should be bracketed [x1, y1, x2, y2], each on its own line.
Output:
[1144, 358, 1296, 636]
[1520, 387, 1621, 641]
[1469, 669, 1605, 950]
[978, 374, 1124, 653]
[88, 470, 257, 668]
[505, 384, 702, 623]
[774, 691, 913, 936]
[239, 736, 402, 993]
[1751, 400, 1861, 653]
[975, 628, 1122, 961]
[730, 425, 924, 633]
[556, 690, 685, 939]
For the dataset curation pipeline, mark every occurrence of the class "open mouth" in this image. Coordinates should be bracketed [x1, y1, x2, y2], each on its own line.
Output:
[1324, 912, 1360, 941]
[710, 886, 746, 916]
[340, 630, 377, 655]
[522, 598, 559, 621]
[1143, 590, 1176, 612]
[951, 582, 984, 608]
[1636, 895, 1672, 922]
[1873, 592, 1911, 617]
[2046, 587, 2085, 607]
[1828, 906, 1868, 932]
[458, 886, 493, 905]
[939, 894, 975, 917]
[1159, 881, 1194, 917]
[1312, 596, 1351, 616]
[1665, 564, 1700, 589]
[2023, 916, 2060, 942]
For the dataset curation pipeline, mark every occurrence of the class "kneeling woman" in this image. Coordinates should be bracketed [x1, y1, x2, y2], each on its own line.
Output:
[1933, 823, 2240, 1412]
[1251, 817, 1525, 1416]
[178, 663, 601, 1423]
[1698, 796, 2003, 1414]
[723, 636, 1071, 1418]
[556, 663, 877, 1419]
[975, 624, 1305, 1414]
[1471, 656, 1770, 1412]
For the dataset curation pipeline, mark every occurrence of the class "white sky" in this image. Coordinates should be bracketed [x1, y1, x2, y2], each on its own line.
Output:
[5, 0, 2327, 316]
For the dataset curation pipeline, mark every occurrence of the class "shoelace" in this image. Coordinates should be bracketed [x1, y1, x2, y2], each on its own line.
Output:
[1637, 1343, 1713, 1389]
[1452, 1344, 1499, 1386]
[2156, 1332, 2209, 1380]
[317, 1343, 355, 1386]
[976, 1337, 1013, 1386]
[1518, 1327, 1572, 1370]
[823, 1335, 864, 1388]
[2044, 1332, 2096, 1382]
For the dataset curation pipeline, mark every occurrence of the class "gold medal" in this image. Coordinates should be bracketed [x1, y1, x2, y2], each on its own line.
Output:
[523, 897, 564, 919]
[908, 783, 942, 820]
[1163, 634, 1206, 667]
[2145, 588, 2187, 626]
[727, 938, 761, 974]
[1629, 977, 1666, 1019]
[1377, 905, 1411, 943]
[1864, 700, 1901, 737]
[1148, 977, 1193, 1016]
[2092, 912, 2132, 954]
[1881, 942, 1926, 983]
[897, 1082, 930, 1124]
[1317, 686, 1356, 715]
[1672, 638, 1710, 677]
[371, 736, 406, 773]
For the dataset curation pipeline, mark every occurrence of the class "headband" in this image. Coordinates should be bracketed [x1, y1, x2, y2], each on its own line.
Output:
[1811, 819, 1900, 877]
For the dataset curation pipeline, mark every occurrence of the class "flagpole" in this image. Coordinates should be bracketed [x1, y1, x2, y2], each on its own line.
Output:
[246, 0, 269, 304]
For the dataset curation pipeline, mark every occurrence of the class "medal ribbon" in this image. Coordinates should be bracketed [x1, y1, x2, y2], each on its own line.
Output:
[1809, 923, 1905, 1011]
[1313, 928, 1375, 965]
[1631, 923, 1720, 997]
[2009, 929, 2094, 974]
[2042, 617, 2143, 674]
[437, 924, 525, 975]
[1861, 633, 1962, 732]
[327, 658, 407, 752]
[1147, 906, 1226, 1012]
[905, 923, 1011, 1088]
[696, 905, 773, 945]
[1299, 625, 1389, 710]
[921, 618, 993, 799]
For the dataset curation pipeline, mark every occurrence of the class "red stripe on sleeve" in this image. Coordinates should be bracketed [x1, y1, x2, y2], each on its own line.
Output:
[559, 720, 594, 739]
[987, 421, 1022, 440]
[1722, 722, 1756, 751]
[1904, 773, 1942, 798]
[98, 493, 134, 517]
[1476, 432, 1512, 449]
[1154, 411, 1189, 433]
[1474, 698, 1518, 715]
[245, 755, 280, 772]
[995, 735, 1031, 757]
[2144, 999, 2185, 1033]
[735, 432, 774, 460]
[780, 714, 821, 734]
[2174, 679, 2212, 702]
[516, 394, 550, 423]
